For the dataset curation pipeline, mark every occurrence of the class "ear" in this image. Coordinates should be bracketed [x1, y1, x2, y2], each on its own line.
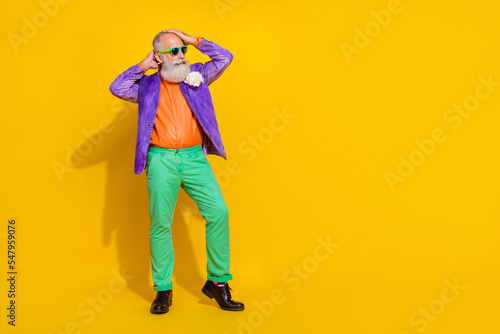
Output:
[154, 53, 162, 63]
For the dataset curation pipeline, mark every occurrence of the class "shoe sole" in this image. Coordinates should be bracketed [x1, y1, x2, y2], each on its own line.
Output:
[202, 286, 244, 311]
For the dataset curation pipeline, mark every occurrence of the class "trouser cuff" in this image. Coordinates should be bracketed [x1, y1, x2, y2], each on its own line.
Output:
[208, 273, 233, 282]
[154, 282, 173, 291]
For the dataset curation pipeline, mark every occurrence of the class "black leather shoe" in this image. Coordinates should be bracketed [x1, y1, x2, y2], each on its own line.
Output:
[150, 289, 173, 314]
[202, 280, 244, 311]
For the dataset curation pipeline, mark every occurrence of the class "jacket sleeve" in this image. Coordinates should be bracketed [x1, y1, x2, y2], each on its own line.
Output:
[109, 64, 146, 103]
[194, 37, 233, 86]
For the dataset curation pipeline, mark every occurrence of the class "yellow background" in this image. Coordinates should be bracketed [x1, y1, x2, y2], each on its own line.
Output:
[1, 0, 499, 333]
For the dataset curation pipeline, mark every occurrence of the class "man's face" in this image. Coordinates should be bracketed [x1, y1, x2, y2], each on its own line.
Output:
[155, 34, 191, 83]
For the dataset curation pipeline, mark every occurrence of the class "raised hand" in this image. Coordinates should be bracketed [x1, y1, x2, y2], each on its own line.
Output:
[161, 29, 197, 45]
[141, 50, 160, 71]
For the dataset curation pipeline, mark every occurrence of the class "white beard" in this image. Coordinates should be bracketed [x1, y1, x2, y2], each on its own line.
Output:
[160, 56, 191, 83]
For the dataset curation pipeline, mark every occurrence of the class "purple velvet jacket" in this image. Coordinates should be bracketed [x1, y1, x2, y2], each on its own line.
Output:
[109, 37, 232, 175]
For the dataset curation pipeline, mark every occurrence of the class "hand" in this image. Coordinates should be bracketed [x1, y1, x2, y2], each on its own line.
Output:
[141, 50, 159, 71]
[161, 29, 197, 45]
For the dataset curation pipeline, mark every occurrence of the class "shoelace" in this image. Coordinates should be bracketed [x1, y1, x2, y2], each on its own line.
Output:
[157, 290, 170, 300]
[222, 284, 233, 300]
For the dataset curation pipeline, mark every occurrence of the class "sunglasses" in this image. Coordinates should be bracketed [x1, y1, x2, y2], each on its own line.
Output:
[157, 46, 188, 56]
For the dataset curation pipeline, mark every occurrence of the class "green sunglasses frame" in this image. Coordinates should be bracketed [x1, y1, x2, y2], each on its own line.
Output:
[157, 46, 188, 56]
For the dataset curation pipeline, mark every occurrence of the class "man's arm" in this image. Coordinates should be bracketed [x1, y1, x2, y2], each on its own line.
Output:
[161, 29, 233, 86]
[109, 51, 158, 103]
[109, 64, 145, 103]
[195, 37, 233, 86]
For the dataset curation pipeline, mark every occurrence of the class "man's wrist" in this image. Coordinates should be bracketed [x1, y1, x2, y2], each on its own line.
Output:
[138, 62, 147, 71]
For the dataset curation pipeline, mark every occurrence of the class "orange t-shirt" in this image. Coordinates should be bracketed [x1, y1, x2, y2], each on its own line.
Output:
[138, 36, 204, 149]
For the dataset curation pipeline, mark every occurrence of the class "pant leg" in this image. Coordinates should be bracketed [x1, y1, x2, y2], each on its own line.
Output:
[179, 148, 233, 283]
[146, 149, 181, 291]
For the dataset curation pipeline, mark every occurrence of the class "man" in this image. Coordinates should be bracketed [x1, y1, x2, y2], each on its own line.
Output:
[109, 29, 244, 314]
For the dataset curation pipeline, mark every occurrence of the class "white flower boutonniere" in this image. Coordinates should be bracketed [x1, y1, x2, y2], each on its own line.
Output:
[184, 71, 204, 87]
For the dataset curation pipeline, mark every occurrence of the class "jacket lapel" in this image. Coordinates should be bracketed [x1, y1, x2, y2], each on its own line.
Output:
[151, 72, 161, 113]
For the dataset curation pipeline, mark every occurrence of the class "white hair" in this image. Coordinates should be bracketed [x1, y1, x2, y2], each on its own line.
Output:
[152, 31, 174, 52]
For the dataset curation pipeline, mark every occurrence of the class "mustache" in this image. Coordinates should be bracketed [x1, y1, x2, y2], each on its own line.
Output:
[172, 58, 188, 66]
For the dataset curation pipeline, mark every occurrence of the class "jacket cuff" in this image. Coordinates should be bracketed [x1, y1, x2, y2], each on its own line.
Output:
[193, 36, 203, 47]
[137, 62, 146, 71]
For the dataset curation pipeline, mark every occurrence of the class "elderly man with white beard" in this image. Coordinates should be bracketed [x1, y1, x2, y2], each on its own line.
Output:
[109, 29, 244, 314]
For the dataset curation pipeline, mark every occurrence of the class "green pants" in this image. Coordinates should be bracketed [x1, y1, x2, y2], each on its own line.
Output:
[145, 144, 232, 291]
